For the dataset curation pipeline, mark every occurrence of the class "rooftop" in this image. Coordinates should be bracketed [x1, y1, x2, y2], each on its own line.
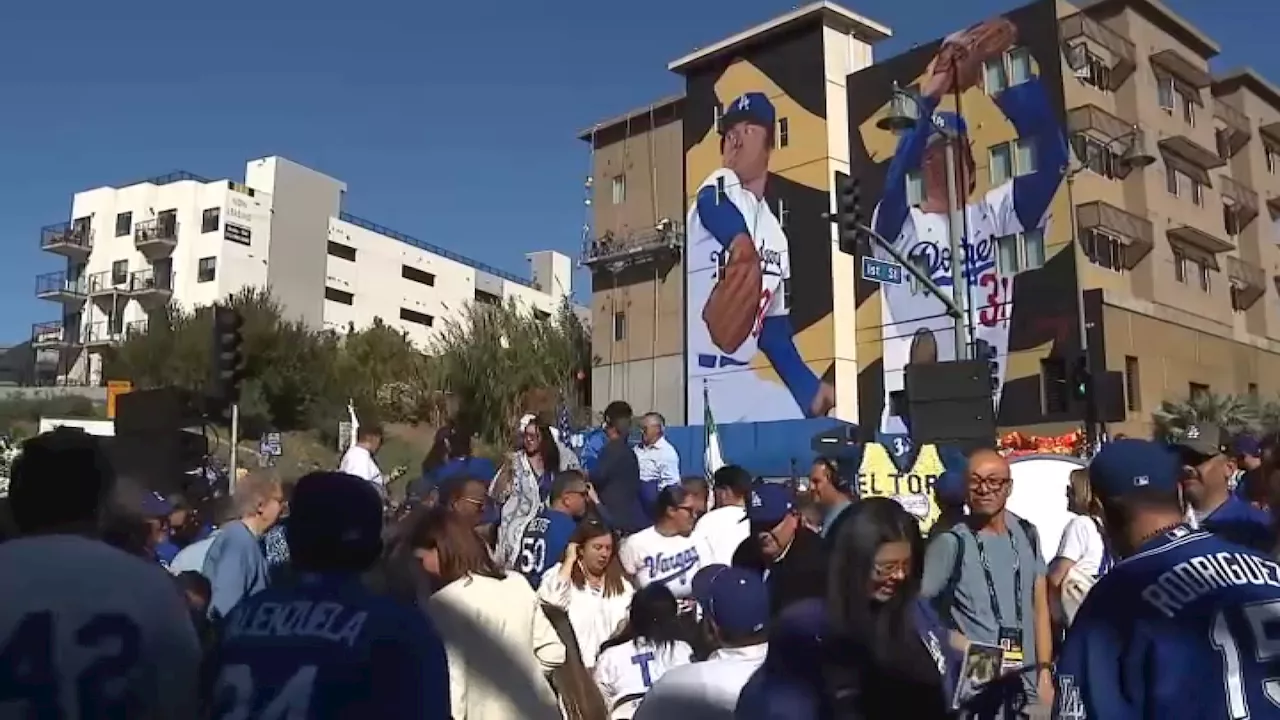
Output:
[577, 94, 685, 141]
[1214, 67, 1280, 111]
[668, 1, 891, 75]
[1080, 0, 1218, 59]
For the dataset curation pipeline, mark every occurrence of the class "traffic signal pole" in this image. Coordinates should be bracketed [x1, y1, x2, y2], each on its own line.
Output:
[228, 402, 239, 495]
[942, 139, 970, 360]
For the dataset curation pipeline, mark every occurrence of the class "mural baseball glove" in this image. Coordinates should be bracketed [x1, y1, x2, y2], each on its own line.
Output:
[945, 17, 1018, 92]
[703, 236, 764, 354]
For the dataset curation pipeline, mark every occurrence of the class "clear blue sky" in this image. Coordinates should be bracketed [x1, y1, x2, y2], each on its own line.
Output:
[1, 0, 1273, 343]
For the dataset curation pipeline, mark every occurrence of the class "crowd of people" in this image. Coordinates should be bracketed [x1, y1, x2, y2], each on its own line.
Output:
[4, 406, 1280, 719]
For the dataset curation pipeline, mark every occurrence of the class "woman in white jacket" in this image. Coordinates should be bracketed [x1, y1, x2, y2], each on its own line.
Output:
[538, 521, 634, 670]
[410, 507, 566, 720]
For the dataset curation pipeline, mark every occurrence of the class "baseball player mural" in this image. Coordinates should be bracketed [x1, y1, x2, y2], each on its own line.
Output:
[869, 17, 1068, 436]
[686, 92, 835, 424]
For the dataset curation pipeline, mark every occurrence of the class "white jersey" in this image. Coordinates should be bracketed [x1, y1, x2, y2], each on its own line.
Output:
[0, 535, 202, 719]
[632, 643, 768, 720]
[686, 167, 797, 424]
[876, 180, 1042, 434]
[691, 504, 748, 567]
[619, 527, 704, 600]
[594, 638, 694, 719]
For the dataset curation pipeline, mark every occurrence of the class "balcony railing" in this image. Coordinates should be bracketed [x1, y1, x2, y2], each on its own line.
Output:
[86, 270, 131, 295]
[34, 271, 87, 300]
[1214, 99, 1252, 159]
[1061, 12, 1136, 89]
[1076, 200, 1155, 269]
[1219, 174, 1260, 229]
[31, 320, 74, 346]
[82, 321, 124, 346]
[126, 268, 174, 295]
[40, 221, 93, 255]
[125, 319, 149, 337]
[582, 222, 684, 269]
[134, 217, 178, 250]
[1228, 256, 1265, 309]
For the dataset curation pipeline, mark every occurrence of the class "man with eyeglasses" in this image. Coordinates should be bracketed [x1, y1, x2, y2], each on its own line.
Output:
[1172, 422, 1272, 552]
[738, 482, 826, 616]
[514, 470, 592, 587]
[921, 449, 1053, 717]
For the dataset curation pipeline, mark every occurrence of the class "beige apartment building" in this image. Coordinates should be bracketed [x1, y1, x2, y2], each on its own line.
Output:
[580, 0, 1280, 435]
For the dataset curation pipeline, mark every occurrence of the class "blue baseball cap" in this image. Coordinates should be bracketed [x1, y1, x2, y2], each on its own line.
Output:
[692, 564, 769, 636]
[746, 482, 795, 528]
[286, 471, 383, 553]
[720, 92, 776, 134]
[764, 598, 826, 672]
[1089, 439, 1182, 500]
[934, 467, 968, 506]
[140, 491, 173, 518]
[1234, 434, 1262, 459]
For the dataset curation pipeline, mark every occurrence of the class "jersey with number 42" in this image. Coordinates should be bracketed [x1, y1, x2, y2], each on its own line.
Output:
[209, 574, 450, 720]
[1054, 527, 1280, 720]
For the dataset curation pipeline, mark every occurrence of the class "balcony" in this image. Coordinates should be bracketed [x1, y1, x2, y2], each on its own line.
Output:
[1227, 256, 1266, 310]
[582, 220, 683, 271]
[1150, 49, 1213, 90]
[34, 271, 87, 305]
[134, 217, 178, 256]
[1219, 174, 1261, 230]
[86, 270, 130, 297]
[31, 321, 77, 349]
[125, 319, 149, 337]
[1168, 223, 1233, 255]
[40, 221, 93, 260]
[125, 268, 173, 303]
[1262, 121, 1280, 146]
[1159, 135, 1226, 173]
[82, 322, 124, 347]
[1076, 200, 1154, 268]
[1060, 12, 1135, 89]
[1214, 99, 1252, 159]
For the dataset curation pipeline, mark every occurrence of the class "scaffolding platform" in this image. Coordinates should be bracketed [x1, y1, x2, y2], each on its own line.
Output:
[581, 222, 683, 270]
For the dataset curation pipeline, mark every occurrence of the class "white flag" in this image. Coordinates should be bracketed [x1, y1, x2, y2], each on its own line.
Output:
[704, 381, 725, 482]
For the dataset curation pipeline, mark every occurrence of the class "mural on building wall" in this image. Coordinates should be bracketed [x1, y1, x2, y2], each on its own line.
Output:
[849, 0, 1079, 446]
[683, 23, 837, 424]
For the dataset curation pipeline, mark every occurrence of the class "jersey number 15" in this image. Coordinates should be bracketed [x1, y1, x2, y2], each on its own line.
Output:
[1211, 600, 1280, 719]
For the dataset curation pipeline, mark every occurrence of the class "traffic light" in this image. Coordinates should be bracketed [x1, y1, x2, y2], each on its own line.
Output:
[973, 339, 999, 391]
[1071, 354, 1091, 404]
[210, 305, 245, 417]
[834, 171, 864, 254]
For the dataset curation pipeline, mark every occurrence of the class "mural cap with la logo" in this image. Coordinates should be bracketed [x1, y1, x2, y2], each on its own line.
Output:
[719, 92, 775, 134]
[1169, 422, 1227, 460]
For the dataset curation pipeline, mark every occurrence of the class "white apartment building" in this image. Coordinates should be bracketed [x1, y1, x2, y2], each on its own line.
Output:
[33, 156, 577, 386]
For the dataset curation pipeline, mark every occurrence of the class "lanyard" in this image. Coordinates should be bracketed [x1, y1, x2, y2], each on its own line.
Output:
[973, 529, 1022, 627]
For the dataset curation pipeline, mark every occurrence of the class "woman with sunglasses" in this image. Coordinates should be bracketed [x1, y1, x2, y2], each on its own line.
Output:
[538, 521, 634, 670]
[822, 497, 963, 719]
[618, 487, 706, 611]
[494, 417, 580, 570]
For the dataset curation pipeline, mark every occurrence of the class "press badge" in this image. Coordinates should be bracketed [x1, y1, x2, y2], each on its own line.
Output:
[997, 627, 1024, 671]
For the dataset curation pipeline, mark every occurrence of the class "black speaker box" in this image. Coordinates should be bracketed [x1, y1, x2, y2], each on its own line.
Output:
[114, 387, 205, 436]
[904, 361, 997, 452]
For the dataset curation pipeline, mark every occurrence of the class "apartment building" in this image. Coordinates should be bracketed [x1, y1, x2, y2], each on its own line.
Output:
[33, 156, 575, 386]
[1058, 0, 1280, 436]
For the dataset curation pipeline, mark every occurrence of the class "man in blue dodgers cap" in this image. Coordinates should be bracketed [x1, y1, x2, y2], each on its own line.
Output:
[686, 89, 835, 426]
[1055, 439, 1280, 720]
[1171, 421, 1271, 551]
[209, 472, 451, 719]
[633, 563, 771, 720]
[733, 482, 827, 616]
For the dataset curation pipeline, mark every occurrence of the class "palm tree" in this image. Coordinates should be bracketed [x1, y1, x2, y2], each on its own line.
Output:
[1152, 392, 1259, 441]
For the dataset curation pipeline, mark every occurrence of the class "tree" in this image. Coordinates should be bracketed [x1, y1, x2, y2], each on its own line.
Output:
[1152, 391, 1259, 441]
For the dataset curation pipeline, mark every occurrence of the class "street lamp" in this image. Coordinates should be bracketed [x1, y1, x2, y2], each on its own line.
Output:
[875, 81, 971, 360]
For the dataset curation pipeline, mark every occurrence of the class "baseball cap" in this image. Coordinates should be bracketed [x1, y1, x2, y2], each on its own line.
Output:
[692, 564, 769, 636]
[746, 482, 795, 528]
[1089, 439, 1182, 500]
[764, 598, 826, 672]
[720, 93, 775, 134]
[1233, 434, 1262, 459]
[1170, 422, 1227, 459]
[140, 491, 173, 518]
[286, 471, 383, 557]
[934, 467, 968, 506]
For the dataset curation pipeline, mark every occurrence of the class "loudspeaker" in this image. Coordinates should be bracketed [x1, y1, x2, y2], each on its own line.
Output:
[114, 387, 205, 436]
[904, 360, 997, 452]
[102, 429, 209, 498]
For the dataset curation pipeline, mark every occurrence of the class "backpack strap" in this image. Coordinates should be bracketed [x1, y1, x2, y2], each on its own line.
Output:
[932, 527, 968, 627]
[1014, 515, 1041, 562]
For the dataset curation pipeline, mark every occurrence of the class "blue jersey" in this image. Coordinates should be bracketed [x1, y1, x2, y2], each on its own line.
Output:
[209, 574, 450, 720]
[1055, 526, 1280, 720]
[1201, 496, 1273, 554]
[515, 508, 576, 586]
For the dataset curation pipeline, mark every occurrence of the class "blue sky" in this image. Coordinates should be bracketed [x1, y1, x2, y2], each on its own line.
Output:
[0, 0, 1273, 343]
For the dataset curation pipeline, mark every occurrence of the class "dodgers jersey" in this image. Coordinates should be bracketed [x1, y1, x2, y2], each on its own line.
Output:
[1054, 527, 1280, 720]
[516, 508, 577, 587]
[686, 168, 794, 422]
[0, 535, 203, 719]
[209, 573, 450, 720]
[620, 527, 705, 600]
[874, 183, 1027, 435]
[594, 638, 695, 719]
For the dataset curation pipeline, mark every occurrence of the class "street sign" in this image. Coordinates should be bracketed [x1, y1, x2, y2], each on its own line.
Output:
[861, 256, 904, 286]
[260, 432, 283, 457]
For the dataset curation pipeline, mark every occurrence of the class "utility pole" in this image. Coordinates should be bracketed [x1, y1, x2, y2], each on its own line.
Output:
[940, 127, 970, 360]
[228, 403, 239, 495]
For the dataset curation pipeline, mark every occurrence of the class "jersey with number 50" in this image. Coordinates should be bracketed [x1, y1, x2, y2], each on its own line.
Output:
[1054, 526, 1280, 720]
[0, 535, 203, 719]
[209, 574, 450, 720]
[516, 508, 576, 587]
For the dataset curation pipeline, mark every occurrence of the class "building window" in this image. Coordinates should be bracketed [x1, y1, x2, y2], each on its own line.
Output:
[201, 208, 220, 234]
[989, 139, 1037, 185]
[324, 287, 354, 305]
[1189, 382, 1210, 402]
[1077, 135, 1118, 179]
[996, 228, 1046, 274]
[1082, 228, 1127, 272]
[613, 311, 627, 341]
[197, 257, 216, 283]
[1224, 201, 1241, 237]
[776, 198, 789, 229]
[1124, 356, 1141, 411]
[905, 170, 924, 206]
[1266, 144, 1279, 175]
[399, 308, 433, 327]
[224, 223, 251, 246]
[611, 175, 626, 204]
[1231, 285, 1247, 313]
[402, 265, 436, 286]
[111, 260, 128, 286]
[1248, 382, 1260, 400]
[474, 289, 501, 306]
[713, 103, 724, 133]
[1173, 248, 1187, 283]
[1190, 177, 1204, 206]
[1182, 93, 1197, 126]
[1157, 76, 1175, 112]
[1042, 357, 1068, 414]
[776, 117, 789, 148]
[983, 47, 1034, 95]
[327, 241, 357, 262]
[115, 212, 132, 237]
[1199, 259, 1211, 292]
[1075, 46, 1112, 92]
[1166, 167, 1180, 197]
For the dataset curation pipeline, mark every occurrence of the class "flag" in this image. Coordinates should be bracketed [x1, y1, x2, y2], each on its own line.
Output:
[703, 381, 725, 482]
[556, 401, 574, 442]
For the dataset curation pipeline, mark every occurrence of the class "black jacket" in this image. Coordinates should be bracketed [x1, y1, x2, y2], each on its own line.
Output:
[592, 438, 647, 534]
[734, 526, 829, 617]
